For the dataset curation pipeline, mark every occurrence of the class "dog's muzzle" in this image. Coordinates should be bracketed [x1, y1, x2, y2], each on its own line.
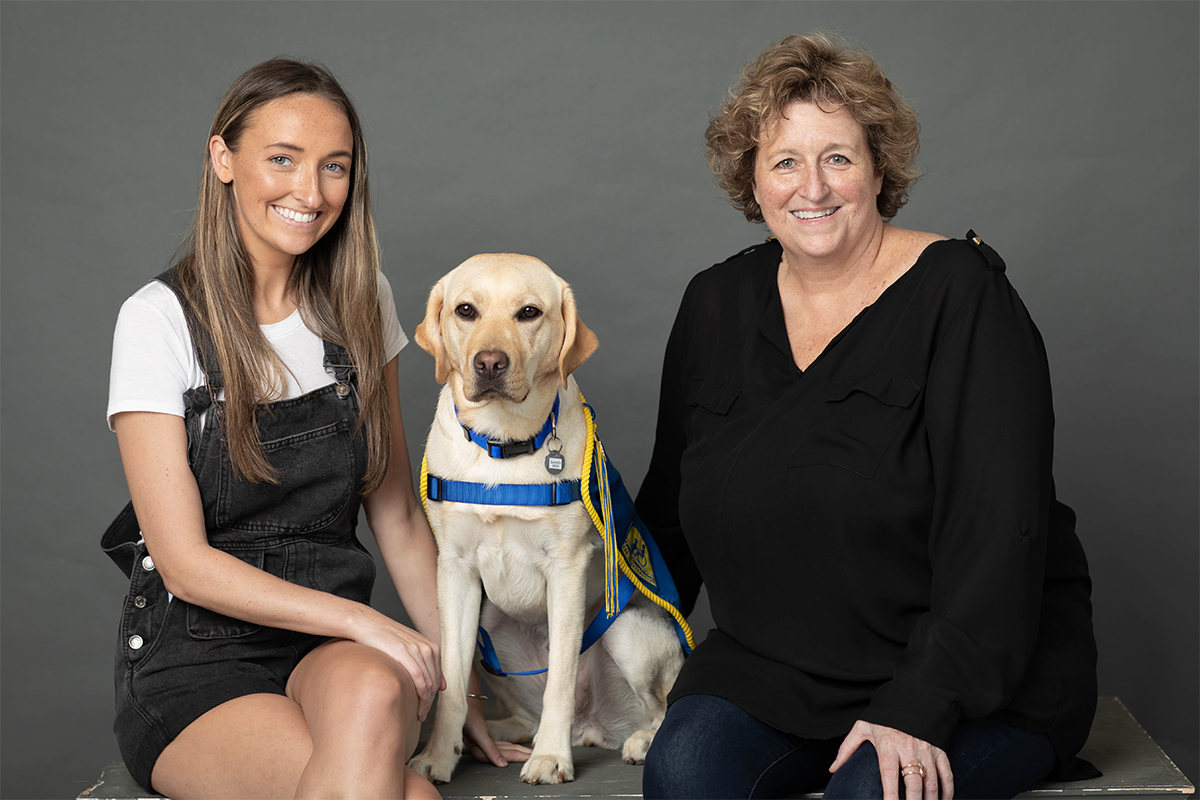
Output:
[469, 349, 525, 401]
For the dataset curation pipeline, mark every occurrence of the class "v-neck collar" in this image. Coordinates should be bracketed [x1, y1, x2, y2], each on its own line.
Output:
[756, 238, 950, 375]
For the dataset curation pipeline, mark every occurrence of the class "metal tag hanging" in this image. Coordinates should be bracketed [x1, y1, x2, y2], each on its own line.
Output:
[544, 436, 564, 475]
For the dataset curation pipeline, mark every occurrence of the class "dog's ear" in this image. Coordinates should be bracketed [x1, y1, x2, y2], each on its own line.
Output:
[558, 283, 598, 387]
[415, 278, 451, 384]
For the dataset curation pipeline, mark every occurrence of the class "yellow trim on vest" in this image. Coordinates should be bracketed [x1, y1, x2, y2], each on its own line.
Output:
[579, 392, 696, 650]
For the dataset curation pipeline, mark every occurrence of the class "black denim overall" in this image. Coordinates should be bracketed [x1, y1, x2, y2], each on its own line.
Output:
[101, 269, 376, 789]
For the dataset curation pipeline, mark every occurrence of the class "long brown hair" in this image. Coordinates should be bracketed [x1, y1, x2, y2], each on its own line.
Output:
[176, 58, 390, 493]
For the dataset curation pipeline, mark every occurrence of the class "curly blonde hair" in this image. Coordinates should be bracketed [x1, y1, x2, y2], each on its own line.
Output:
[705, 32, 920, 222]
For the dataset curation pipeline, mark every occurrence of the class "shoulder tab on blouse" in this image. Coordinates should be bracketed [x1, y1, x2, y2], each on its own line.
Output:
[965, 230, 1007, 273]
[714, 238, 779, 267]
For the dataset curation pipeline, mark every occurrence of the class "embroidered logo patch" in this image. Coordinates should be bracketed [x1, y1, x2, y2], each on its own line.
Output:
[621, 525, 656, 588]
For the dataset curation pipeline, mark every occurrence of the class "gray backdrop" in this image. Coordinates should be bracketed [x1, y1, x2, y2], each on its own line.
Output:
[2, 2, 1196, 797]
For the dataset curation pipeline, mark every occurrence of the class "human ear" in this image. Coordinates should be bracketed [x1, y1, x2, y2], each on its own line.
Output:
[209, 135, 234, 184]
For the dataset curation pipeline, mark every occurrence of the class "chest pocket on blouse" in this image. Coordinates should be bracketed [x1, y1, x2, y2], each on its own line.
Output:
[789, 374, 920, 479]
[681, 377, 740, 483]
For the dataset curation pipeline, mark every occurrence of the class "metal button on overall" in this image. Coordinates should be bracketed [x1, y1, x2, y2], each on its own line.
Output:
[128, 635, 144, 650]
[133, 596, 147, 609]
[142, 555, 155, 571]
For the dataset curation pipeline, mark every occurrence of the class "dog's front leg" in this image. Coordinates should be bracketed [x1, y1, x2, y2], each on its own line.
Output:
[520, 546, 590, 784]
[409, 548, 482, 784]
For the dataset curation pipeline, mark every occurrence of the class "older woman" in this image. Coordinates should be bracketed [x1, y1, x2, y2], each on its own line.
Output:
[637, 34, 1097, 800]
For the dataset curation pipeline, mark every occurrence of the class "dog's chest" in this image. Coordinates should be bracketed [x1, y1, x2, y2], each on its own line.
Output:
[456, 507, 600, 618]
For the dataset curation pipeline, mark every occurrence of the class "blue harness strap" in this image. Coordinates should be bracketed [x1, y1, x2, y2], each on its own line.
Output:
[425, 475, 581, 506]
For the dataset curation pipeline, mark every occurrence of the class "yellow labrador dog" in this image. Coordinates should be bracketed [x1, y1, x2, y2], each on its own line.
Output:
[407, 254, 686, 785]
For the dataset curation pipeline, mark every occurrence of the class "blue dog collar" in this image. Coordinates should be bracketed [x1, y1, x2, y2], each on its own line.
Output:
[457, 395, 560, 459]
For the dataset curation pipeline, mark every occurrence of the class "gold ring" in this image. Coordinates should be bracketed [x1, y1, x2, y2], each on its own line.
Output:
[901, 763, 926, 778]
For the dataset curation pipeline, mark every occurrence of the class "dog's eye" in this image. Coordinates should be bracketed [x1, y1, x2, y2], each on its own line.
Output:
[517, 306, 542, 320]
[455, 304, 476, 320]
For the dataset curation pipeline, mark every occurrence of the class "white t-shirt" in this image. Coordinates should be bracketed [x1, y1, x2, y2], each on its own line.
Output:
[107, 272, 408, 430]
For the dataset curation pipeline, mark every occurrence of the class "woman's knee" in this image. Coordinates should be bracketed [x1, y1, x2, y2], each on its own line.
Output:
[644, 697, 727, 798]
[644, 694, 804, 799]
[292, 641, 419, 735]
[823, 742, 884, 800]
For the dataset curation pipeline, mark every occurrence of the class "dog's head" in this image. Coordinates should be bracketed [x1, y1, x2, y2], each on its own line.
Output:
[415, 254, 598, 407]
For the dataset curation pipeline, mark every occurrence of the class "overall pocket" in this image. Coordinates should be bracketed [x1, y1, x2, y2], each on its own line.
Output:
[264, 538, 376, 606]
[184, 549, 266, 640]
[789, 374, 920, 479]
[217, 420, 356, 534]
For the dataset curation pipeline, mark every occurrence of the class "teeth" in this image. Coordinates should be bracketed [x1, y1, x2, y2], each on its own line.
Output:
[791, 208, 837, 220]
[274, 206, 317, 223]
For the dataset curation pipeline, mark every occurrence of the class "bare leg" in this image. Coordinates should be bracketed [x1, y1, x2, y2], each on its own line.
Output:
[287, 639, 438, 799]
[150, 639, 439, 799]
[151, 693, 312, 799]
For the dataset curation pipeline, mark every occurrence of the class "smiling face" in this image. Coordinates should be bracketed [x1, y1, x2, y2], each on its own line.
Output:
[209, 93, 353, 272]
[752, 101, 884, 266]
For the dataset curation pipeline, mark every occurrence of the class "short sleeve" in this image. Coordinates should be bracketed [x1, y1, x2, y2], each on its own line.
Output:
[107, 282, 202, 430]
[378, 272, 408, 362]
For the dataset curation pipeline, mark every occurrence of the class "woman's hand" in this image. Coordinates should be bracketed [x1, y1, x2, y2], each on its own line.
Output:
[830, 720, 954, 800]
[463, 698, 532, 767]
[349, 611, 445, 721]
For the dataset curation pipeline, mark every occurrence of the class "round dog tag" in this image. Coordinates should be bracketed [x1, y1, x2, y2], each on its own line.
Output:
[545, 437, 564, 475]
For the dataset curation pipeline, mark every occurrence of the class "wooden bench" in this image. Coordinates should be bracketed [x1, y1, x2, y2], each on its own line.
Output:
[77, 697, 1193, 799]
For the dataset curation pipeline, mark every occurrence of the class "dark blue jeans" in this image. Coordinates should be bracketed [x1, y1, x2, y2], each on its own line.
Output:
[643, 695, 1056, 799]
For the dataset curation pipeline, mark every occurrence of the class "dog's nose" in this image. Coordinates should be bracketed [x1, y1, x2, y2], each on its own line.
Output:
[473, 350, 509, 376]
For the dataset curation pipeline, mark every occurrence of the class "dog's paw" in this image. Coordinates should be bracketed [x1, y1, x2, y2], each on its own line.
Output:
[621, 728, 656, 764]
[408, 743, 462, 785]
[520, 753, 575, 784]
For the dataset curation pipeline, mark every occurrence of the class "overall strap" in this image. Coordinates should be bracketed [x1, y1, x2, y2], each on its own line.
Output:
[321, 338, 358, 400]
[153, 267, 223, 394]
[153, 267, 222, 467]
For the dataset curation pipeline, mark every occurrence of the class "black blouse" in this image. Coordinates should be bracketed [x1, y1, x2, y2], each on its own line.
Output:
[636, 236, 1097, 777]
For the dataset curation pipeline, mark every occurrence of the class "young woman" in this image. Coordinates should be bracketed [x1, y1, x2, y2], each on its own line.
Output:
[103, 58, 525, 798]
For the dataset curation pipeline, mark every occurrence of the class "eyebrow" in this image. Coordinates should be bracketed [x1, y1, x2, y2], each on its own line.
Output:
[761, 141, 862, 160]
[266, 142, 353, 159]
